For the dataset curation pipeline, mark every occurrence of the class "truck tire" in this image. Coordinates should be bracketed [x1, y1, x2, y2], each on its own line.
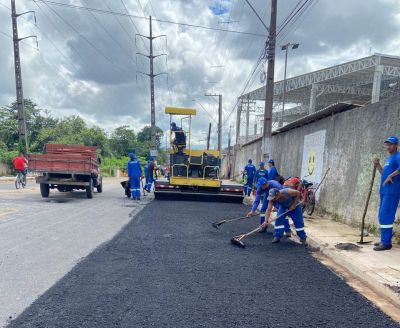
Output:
[40, 183, 50, 198]
[86, 179, 94, 199]
[97, 179, 103, 193]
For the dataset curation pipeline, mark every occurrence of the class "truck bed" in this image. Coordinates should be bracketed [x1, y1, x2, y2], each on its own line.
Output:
[28, 153, 98, 175]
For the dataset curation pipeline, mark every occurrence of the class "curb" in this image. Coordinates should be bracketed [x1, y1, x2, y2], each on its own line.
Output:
[304, 233, 400, 308]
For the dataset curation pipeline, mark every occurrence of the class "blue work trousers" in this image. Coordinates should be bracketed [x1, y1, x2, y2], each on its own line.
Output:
[379, 193, 400, 246]
[245, 177, 254, 196]
[259, 199, 291, 232]
[145, 176, 154, 192]
[130, 177, 141, 199]
[274, 205, 306, 240]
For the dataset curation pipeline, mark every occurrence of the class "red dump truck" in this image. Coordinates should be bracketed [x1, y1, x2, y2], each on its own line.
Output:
[28, 144, 103, 199]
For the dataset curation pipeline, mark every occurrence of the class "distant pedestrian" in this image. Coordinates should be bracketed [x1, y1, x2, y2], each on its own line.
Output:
[145, 159, 155, 192]
[243, 159, 256, 196]
[267, 159, 279, 181]
[127, 152, 143, 200]
[254, 162, 268, 186]
[373, 135, 400, 251]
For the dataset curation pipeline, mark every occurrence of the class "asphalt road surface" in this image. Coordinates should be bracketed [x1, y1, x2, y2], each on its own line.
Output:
[6, 198, 399, 328]
[0, 178, 148, 327]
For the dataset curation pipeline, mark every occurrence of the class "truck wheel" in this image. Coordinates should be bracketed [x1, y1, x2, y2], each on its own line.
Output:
[97, 179, 103, 193]
[40, 183, 50, 198]
[86, 179, 94, 199]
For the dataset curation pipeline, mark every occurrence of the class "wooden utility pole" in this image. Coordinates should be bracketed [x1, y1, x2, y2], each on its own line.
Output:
[262, 0, 277, 155]
[11, 0, 37, 154]
[206, 122, 211, 150]
[136, 16, 167, 158]
[204, 93, 222, 153]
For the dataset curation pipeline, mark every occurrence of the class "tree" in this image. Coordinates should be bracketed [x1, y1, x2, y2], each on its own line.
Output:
[109, 125, 136, 157]
[136, 126, 163, 147]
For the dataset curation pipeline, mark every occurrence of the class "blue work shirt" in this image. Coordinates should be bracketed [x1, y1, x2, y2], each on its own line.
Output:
[251, 180, 282, 212]
[268, 166, 278, 180]
[244, 164, 256, 180]
[380, 151, 400, 195]
[273, 188, 296, 209]
[127, 158, 142, 178]
[144, 164, 149, 177]
[254, 169, 268, 184]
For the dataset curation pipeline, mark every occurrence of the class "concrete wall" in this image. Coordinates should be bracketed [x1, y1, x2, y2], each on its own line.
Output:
[233, 95, 400, 231]
[0, 163, 10, 176]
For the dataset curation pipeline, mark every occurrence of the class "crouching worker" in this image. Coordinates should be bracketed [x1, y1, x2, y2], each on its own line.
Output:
[261, 188, 307, 245]
[246, 177, 292, 236]
[127, 153, 143, 200]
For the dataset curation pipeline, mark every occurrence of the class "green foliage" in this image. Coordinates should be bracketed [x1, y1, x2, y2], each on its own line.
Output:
[0, 99, 164, 170]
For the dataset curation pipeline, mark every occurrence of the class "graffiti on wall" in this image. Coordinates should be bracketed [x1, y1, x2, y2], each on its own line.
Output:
[301, 130, 326, 198]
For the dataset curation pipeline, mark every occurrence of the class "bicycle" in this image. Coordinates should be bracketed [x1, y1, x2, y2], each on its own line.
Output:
[15, 171, 27, 189]
[300, 179, 316, 216]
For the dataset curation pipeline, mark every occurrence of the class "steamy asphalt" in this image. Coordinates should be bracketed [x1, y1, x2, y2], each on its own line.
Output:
[7, 199, 400, 328]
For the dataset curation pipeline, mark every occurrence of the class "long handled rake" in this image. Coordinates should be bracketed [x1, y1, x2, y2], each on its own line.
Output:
[230, 204, 302, 248]
[212, 216, 249, 229]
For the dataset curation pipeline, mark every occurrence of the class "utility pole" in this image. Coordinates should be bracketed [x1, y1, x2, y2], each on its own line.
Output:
[227, 125, 232, 179]
[279, 42, 299, 127]
[206, 122, 211, 150]
[235, 101, 242, 145]
[204, 93, 222, 153]
[262, 0, 277, 157]
[11, 0, 37, 154]
[245, 95, 250, 142]
[136, 16, 167, 158]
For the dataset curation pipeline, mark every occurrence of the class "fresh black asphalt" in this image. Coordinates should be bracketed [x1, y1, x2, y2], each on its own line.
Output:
[8, 199, 400, 328]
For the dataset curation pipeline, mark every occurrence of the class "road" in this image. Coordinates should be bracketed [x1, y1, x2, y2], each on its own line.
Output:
[0, 178, 148, 327]
[3, 193, 399, 328]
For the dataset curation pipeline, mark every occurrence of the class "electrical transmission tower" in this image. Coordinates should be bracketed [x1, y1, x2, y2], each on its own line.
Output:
[136, 16, 167, 158]
[11, 0, 38, 154]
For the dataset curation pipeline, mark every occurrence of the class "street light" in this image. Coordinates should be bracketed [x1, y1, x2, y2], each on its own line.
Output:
[279, 42, 299, 127]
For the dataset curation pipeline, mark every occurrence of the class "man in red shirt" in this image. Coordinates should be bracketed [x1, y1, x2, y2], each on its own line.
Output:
[13, 153, 28, 177]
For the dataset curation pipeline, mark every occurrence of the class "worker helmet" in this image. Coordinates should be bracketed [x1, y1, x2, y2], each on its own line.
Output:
[259, 161, 265, 167]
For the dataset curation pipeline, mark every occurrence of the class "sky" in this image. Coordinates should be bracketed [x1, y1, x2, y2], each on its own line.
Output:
[1, 0, 400, 150]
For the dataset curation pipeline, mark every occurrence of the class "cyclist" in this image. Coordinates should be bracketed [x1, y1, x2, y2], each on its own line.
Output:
[13, 153, 28, 183]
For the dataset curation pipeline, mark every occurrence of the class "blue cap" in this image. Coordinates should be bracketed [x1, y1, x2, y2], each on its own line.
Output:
[268, 159, 275, 165]
[248, 159, 252, 164]
[256, 177, 268, 189]
[128, 152, 135, 160]
[384, 136, 399, 145]
[267, 188, 280, 200]
[171, 122, 176, 126]
[259, 161, 265, 167]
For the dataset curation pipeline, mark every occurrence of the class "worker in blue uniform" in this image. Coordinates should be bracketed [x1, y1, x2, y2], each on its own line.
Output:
[373, 135, 400, 251]
[254, 162, 268, 186]
[246, 177, 292, 236]
[267, 159, 279, 181]
[243, 159, 256, 196]
[144, 160, 151, 192]
[261, 187, 307, 245]
[127, 152, 143, 200]
[146, 159, 155, 192]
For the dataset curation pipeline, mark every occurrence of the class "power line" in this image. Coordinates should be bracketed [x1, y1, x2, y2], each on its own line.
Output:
[244, 0, 268, 31]
[32, 0, 266, 37]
